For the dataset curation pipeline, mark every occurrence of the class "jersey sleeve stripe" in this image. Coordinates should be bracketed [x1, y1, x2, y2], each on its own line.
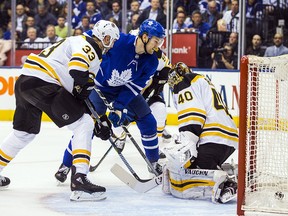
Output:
[178, 107, 206, 116]
[68, 61, 89, 70]
[72, 53, 90, 64]
[70, 56, 89, 67]
[178, 116, 206, 125]
[200, 131, 239, 142]
[204, 123, 238, 134]
[190, 74, 204, 83]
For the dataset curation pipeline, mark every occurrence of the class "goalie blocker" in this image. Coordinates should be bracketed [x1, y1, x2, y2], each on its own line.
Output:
[162, 166, 237, 203]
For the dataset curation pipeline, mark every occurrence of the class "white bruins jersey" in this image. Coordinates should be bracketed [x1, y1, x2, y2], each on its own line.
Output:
[172, 73, 238, 149]
[21, 35, 102, 94]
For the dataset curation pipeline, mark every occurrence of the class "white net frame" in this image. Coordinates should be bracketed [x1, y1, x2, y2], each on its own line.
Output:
[242, 55, 288, 214]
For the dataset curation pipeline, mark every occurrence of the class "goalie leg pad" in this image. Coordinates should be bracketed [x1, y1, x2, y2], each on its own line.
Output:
[70, 190, 107, 201]
[162, 165, 171, 194]
[167, 168, 217, 200]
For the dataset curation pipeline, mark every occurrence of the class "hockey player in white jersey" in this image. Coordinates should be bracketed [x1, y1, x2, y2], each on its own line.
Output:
[162, 62, 238, 203]
[0, 20, 120, 201]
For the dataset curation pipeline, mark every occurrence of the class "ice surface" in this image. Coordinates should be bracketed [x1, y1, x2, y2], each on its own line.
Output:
[0, 122, 237, 216]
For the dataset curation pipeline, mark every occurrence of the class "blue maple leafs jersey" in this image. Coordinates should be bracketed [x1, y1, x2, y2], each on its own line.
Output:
[94, 33, 159, 107]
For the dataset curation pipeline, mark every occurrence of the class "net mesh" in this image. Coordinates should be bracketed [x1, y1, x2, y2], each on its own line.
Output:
[242, 55, 288, 214]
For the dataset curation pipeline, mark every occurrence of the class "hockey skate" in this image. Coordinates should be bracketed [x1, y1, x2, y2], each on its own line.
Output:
[219, 176, 237, 203]
[148, 161, 163, 177]
[70, 166, 106, 201]
[162, 129, 172, 143]
[55, 163, 70, 183]
[0, 175, 10, 189]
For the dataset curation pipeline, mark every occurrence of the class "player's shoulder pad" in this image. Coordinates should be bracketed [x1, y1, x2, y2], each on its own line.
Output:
[84, 35, 103, 60]
[173, 73, 201, 94]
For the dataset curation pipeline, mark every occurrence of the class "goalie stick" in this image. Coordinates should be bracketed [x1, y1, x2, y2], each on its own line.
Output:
[92, 86, 160, 176]
[84, 98, 162, 192]
[111, 163, 162, 193]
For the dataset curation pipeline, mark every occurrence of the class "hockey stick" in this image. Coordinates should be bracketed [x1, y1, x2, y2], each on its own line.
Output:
[84, 98, 161, 192]
[92, 86, 160, 176]
[89, 145, 113, 172]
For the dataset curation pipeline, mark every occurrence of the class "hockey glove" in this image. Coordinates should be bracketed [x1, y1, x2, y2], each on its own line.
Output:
[94, 115, 112, 140]
[108, 102, 128, 127]
[72, 72, 95, 101]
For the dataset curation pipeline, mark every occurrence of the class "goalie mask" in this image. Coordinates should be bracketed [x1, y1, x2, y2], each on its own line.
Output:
[168, 62, 192, 90]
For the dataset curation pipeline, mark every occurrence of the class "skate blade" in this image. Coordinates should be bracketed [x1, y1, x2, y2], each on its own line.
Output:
[70, 190, 107, 201]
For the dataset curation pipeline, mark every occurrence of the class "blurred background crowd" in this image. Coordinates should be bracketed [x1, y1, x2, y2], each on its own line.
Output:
[0, 0, 288, 68]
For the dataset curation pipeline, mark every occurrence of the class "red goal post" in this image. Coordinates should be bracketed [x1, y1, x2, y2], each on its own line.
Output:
[237, 55, 288, 216]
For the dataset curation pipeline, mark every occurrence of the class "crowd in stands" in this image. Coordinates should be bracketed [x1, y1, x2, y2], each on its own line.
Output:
[0, 0, 288, 68]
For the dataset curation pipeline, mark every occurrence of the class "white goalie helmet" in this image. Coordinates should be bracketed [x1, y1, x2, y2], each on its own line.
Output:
[92, 20, 120, 49]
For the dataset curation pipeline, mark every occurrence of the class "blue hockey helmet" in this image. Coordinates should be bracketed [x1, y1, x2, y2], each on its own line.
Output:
[139, 19, 165, 39]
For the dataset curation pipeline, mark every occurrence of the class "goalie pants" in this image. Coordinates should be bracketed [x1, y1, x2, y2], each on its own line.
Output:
[189, 143, 235, 170]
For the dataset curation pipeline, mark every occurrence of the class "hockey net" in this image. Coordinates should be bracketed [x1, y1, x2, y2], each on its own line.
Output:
[237, 55, 288, 215]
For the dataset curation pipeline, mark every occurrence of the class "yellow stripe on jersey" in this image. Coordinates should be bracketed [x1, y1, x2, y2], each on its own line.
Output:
[170, 178, 215, 192]
[200, 131, 239, 142]
[23, 55, 62, 85]
[68, 61, 89, 70]
[190, 74, 204, 83]
[178, 107, 206, 125]
[72, 149, 91, 156]
[72, 53, 90, 64]
[205, 123, 238, 134]
[178, 107, 206, 116]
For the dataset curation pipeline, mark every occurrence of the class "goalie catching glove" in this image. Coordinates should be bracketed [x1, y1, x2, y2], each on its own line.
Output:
[163, 131, 198, 170]
[94, 115, 112, 140]
[70, 71, 95, 101]
[108, 101, 128, 127]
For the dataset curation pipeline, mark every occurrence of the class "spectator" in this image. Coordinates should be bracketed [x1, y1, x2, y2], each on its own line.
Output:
[42, 25, 63, 48]
[82, 0, 102, 26]
[95, 0, 110, 18]
[21, 27, 44, 49]
[78, 15, 91, 32]
[264, 33, 288, 57]
[126, 13, 140, 33]
[72, 0, 87, 18]
[136, 0, 166, 28]
[202, 0, 222, 31]
[55, 16, 68, 38]
[211, 43, 237, 69]
[221, 0, 232, 14]
[16, 4, 28, 34]
[246, 34, 265, 56]
[47, 0, 63, 18]
[221, 0, 239, 32]
[173, 0, 199, 17]
[72, 28, 83, 36]
[105, 0, 122, 29]
[60, 2, 81, 29]
[127, 0, 140, 24]
[187, 10, 210, 44]
[172, 11, 189, 32]
[34, 4, 58, 37]
[21, 16, 41, 41]
[228, 32, 238, 54]
[0, 39, 12, 66]
[20, 0, 38, 17]
[198, 0, 221, 14]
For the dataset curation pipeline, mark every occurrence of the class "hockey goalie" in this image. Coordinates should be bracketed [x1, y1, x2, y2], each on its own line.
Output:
[161, 62, 238, 203]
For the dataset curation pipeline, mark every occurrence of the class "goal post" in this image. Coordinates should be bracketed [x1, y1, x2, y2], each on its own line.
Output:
[237, 55, 288, 215]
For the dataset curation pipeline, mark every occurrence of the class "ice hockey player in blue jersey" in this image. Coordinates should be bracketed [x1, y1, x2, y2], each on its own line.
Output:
[55, 19, 166, 183]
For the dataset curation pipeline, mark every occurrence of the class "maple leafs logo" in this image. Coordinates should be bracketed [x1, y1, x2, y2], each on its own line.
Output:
[107, 69, 132, 86]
